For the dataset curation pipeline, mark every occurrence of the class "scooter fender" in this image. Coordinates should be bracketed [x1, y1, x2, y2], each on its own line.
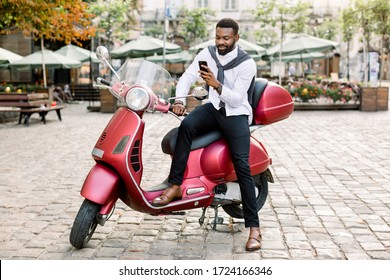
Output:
[80, 164, 121, 206]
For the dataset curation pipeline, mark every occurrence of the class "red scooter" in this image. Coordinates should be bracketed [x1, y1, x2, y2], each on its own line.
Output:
[70, 46, 294, 249]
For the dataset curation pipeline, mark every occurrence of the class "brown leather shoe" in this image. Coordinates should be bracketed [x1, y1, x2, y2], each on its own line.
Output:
[245, 227, 262, 251]
[152, 185, 182, 206]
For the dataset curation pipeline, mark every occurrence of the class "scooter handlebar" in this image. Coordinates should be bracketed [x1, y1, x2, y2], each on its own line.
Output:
[169, 102, 188, 116]
[97, 77, 112, 86]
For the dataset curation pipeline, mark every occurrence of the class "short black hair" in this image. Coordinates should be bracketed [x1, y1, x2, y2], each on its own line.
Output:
[216, 18, 239, 35]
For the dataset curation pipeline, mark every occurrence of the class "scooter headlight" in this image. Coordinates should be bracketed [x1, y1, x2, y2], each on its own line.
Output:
[125, 86, 150, 111]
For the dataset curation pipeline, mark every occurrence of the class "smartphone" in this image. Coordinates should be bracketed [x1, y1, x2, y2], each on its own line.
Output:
[198, 60, 208, 72]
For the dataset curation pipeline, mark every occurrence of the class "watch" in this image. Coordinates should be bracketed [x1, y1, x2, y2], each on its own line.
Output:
[216, 83, 223, 95]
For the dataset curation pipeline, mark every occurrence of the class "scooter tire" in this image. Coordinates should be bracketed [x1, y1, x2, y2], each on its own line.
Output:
[70, 199, 101, 249]
[222, 172, 268, 219]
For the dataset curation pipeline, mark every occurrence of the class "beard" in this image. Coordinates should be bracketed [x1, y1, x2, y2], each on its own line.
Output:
[217, 42, 236, 56]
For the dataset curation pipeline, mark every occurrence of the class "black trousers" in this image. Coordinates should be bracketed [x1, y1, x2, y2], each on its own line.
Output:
[168, 103, 259, 228]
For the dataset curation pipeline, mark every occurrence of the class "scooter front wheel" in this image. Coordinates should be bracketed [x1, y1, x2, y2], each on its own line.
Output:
[222, 172, 268, 219]
[70, 199, 101, 249]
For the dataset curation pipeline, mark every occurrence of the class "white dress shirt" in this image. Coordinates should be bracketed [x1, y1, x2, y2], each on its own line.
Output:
[175, 45, 257, 124]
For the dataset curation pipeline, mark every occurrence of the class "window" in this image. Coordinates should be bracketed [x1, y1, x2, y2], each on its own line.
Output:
[223, 0, 237, 11]
[197, 0, 208, 8]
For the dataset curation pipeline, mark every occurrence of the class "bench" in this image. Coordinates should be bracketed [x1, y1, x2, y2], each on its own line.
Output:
[0, 93, 64, 126]
[72, 84, 100, 101]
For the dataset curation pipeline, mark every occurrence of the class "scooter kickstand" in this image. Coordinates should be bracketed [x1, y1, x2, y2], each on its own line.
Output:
[212, 206, 224, 230]
[198, 207, 207, 226]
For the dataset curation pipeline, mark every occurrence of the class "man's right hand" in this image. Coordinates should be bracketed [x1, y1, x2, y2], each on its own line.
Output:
[172, 103, 186, 116]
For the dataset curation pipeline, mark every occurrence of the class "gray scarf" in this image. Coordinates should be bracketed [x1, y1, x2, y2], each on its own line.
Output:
[207, 45, 255, 106]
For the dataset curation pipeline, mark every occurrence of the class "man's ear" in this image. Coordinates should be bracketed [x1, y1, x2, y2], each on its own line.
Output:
[235, 34, 240, 43]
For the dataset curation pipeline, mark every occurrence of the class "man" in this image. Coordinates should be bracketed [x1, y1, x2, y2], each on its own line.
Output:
[152, 18, 261, 251]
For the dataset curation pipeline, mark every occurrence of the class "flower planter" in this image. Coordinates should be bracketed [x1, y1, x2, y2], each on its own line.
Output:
[100, 88, 117, 113]
[360, 87, 389, 111]
[294, 103, 359, 110]
[377, 87, 389, 111]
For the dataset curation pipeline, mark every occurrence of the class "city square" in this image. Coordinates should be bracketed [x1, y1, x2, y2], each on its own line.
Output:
[0, 96, 389, 260]
[1, 2, 390, 279]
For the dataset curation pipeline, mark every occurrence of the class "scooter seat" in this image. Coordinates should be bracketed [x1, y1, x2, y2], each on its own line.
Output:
[161, 127, 223, 155]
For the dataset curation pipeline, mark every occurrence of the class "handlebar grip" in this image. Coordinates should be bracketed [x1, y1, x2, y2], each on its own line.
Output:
[170, 103, 187, 116]
[97, 77, 111, 86]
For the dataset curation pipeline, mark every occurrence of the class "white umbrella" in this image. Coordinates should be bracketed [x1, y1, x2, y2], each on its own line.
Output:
[0, 47, 23, 69]
[11, 49, 82, 69]
[146, 50, 193, 64]
[55, 44, 99, 63]
[11, 49, 82, 88]
[263, 33, 339, 83]
[263, 33, 339, 58]
[266, 52, 328, 63]
[111, 36, 182, 59]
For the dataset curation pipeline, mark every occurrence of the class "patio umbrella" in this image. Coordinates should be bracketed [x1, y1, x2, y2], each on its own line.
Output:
[111, 36, 182, 59]
[265, 52, 327, 63]
[146, 50, 193, 64]
[263, 33, 339, 59]
[55, 44, 99, 63]
[11, 49, 82, 88]
[55, 44, 99, 96]
[0, 47, 23, 69]
[263, 33, 338, 83]
[189, 38, 266, 56]
[10, 49, 82, 69]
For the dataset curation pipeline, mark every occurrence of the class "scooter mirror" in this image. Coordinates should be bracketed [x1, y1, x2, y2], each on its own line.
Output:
[95, 46, 121, 80]
[96, 46, 110, 61]
[191, 86, 208, 100]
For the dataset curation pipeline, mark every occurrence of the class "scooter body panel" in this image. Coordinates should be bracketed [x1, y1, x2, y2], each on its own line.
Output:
[80, 163, 121, 207]
[81, 108, 147, 210]
[93, 107, 144, 186]
[196, 137, 270, 181]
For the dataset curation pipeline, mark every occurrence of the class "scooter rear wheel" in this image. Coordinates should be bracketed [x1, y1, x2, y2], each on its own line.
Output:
[222, 172, 268, 219]
[70, 199, 101, 249]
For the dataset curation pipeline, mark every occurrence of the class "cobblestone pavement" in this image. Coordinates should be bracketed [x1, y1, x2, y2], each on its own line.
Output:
[0, 95, 389, 260]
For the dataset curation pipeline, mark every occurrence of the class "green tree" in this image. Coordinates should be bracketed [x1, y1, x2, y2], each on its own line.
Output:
[345, 0, 390, 83]
[310, 18, 338, 41]
[253, 0, 311, 84]
[144, 23, 164, 38]
[181, 8, 215, 45]
[252, 0, 278, 47]
[370, 0, 390, 80]
[341, 6, 357, 81]
[0, 0, 95, 44]
[88, 0, 141, 48]
[0, 0, 96, 87]
[353, 0, 376, 85]
[253, 0, 311, 45]
[286, 1, 311, 34]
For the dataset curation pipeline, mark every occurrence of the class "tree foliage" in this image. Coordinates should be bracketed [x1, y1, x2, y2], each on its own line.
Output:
[285, 1, 311, 34]
[253, 0, 311, 46]
[313, 19, 338, 41]
[88, 0, 141, 44]
[181, 8, 215, 45]
[252, 0, 277, 47]
[370, 0, 390, 45]
[0, 0, 95, 44]
[345, 0, 390, 81]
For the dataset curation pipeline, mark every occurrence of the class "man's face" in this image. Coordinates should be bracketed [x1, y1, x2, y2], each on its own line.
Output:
[215, 27, 238, 56]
